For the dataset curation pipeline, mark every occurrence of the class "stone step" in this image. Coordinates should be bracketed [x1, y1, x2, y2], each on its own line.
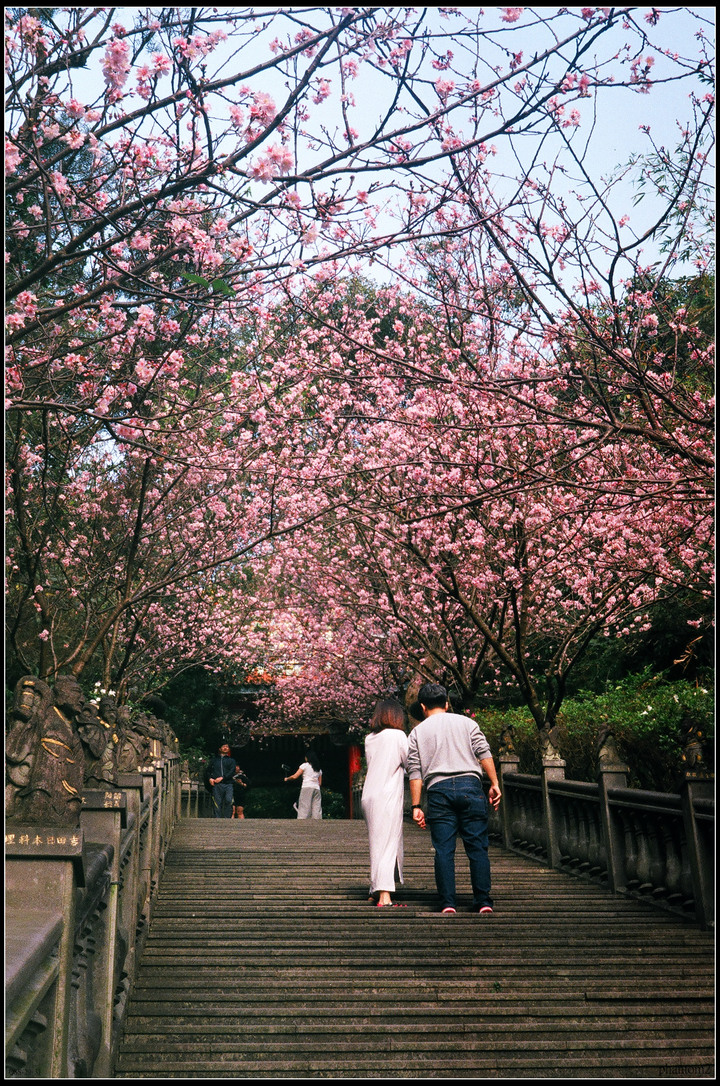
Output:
[115, 819, 714, 1079]
[128, 979, 714, 1000]
[132, 959, 714, 978]
[116, 1055, 713, 1079]
[121, 1026, 714, 1044]
[123, 1018, 713, 1037]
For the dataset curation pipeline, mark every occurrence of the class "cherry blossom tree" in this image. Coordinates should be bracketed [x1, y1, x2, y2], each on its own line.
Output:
[5, 6, 714, 713]
[238, 278, 713, 735]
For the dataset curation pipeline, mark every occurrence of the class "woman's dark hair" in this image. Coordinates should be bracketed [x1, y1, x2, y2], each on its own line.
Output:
[369, 698, 406, 733]
[448, 690, 465, 714]
[305, 749, 321, 772]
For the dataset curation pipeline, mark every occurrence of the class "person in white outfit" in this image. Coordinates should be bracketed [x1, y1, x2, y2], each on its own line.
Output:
[361, 698, 409, 907]
[285, 750, 323, 818]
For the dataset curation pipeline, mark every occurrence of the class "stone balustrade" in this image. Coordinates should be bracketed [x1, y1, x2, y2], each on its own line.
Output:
[11, 745, 707, 1077]
[5, 755, 180, 1078]
[351, 756, 713, 929]
[490, 753, 714, 928]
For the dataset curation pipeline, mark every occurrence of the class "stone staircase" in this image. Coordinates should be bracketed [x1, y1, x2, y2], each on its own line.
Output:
[115, 819, 714, 1078]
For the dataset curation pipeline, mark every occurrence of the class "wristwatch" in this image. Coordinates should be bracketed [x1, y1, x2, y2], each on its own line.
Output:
[412, 804, 422, 810]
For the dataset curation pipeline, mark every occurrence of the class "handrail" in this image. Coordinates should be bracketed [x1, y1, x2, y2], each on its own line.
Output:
[5, 755, 181, 1079]
[8, 749, 709, 1077]
[491, 757, 714, 929]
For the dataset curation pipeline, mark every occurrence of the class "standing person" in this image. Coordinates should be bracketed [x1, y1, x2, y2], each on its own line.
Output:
[284, 750, 322, 819]
[207, 742, 236, 818]
[361, 698, 409, 907]
[232, 765, 249, 819]
[408, 682, 501, 915]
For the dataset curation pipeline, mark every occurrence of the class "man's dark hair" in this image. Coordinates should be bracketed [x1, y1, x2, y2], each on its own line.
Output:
[418, 682, 448, 710]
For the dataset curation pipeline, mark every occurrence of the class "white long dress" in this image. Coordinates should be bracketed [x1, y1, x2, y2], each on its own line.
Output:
[361, 728, 409, 895]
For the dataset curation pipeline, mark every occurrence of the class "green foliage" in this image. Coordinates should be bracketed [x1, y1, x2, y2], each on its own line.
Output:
[628, 138, 715, 265]
[476, 671, 713, 793]
[475, 705, 543, 774]
[162, 667, 225, 752]
[243, 785, 347, 819]
[177, 744, 209, 778]
[565, 591, 713, 694]
[243, 785, 297, 819]
[321, 789, 348, 820]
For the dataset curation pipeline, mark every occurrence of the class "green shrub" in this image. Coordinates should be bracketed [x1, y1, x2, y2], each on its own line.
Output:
[474, 671, 713, 793]
[244, 785, 297, 819]
[243, 785, 347, 819]
[177, 744, 209, 778]
[321, 789, 348, 820]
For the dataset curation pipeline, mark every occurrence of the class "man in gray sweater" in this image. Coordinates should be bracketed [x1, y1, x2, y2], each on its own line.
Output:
[408, 682, 502, 914]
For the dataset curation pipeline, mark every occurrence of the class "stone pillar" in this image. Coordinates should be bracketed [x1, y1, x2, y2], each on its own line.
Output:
[681, 775, 714, 929]
[597, 763, 629, 893]
[5, 828, 85, 1078]
[116, 773, 148, 969]
[79, 789, 128, 1076]
[498, 752, 520, 850]
[541, 749, 566, 869]
[139, 768, 161, 934]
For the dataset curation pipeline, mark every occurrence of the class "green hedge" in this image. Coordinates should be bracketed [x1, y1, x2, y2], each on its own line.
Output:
[475, 671, 713, 793]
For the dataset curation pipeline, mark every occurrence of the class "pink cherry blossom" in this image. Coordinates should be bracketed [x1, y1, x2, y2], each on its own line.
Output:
[5, 139, 21, 174]
[4, 6, 712, 716]
[102, 37, 131, 100]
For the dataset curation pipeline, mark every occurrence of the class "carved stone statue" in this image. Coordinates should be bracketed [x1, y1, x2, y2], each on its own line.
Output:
[114, 707, 148, 773]
[160, 720, 180, 758]
[596, 726, 626, 770]
[681, 718, 710, 778]
[499, 725, 517, 756]
[6, 677, 55, 818]
[540, 724, 563, 764]
[114, 709, 162, 772]
[133, 711, 164, 765]
[6, 675, 86, 825]
[82, 694, 120, 788]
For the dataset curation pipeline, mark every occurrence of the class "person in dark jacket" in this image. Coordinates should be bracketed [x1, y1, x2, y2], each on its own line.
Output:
[207, 743, 236, 818]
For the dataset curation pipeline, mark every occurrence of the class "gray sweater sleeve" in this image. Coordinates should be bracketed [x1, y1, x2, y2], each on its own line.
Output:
[407, 728, 422, 781]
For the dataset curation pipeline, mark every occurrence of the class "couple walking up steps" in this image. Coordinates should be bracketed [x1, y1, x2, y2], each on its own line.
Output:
[362, 683, 502, 913]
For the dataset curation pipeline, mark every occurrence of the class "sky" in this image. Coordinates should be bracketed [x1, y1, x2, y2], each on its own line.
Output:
[15, 5, 715, 289]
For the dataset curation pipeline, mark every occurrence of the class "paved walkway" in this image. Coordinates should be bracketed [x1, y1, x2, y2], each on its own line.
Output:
[116, 819, 714, 1078]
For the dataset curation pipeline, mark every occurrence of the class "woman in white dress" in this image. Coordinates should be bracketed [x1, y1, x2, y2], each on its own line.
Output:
[361, 699, 409, 907]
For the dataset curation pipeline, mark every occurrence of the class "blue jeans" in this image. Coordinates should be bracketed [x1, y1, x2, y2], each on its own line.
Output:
[426, 775, 492, 911]
[212, 781, 234, 817]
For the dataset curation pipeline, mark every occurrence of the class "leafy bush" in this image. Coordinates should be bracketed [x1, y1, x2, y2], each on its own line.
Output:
[321, 789, 348, 820]
[474, 671, 713, 793]
[178, 744, 210, 778]
[243, 785, 347, 819]
[244, 786, 297, 819]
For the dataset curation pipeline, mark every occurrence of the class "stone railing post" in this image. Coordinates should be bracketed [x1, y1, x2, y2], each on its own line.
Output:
[5, 829, 85, 1078]
[597, 760, 629, 893]
[139, 768, 160, 909]
[681, 775, 714, 930]
[170, 755, 182, 822]
[79, 789, 128, 1076]
[541, 748, 566, 869]
[498, 752, 520, 850]
[116, 772, 151, 964]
